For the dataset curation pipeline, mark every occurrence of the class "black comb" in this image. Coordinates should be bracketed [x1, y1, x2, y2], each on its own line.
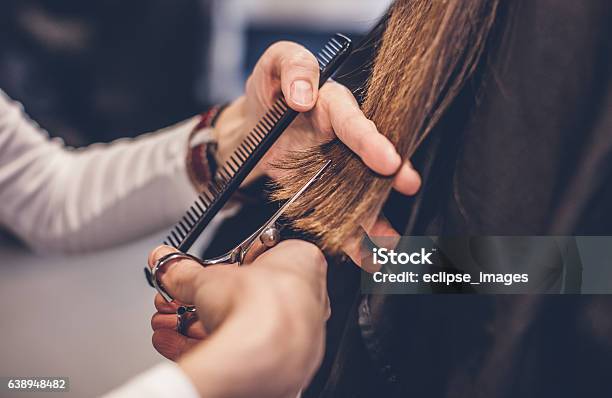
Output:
[166, 34, 352, 252]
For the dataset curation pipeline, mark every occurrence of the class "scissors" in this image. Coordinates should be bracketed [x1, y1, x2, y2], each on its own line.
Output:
[148, 160, 330, 334]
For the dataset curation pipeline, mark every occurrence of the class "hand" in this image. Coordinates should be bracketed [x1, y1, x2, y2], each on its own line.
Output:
[148, 240, 329, 398]
[215, 41, 420, 191]
[213, 41, 421, 263]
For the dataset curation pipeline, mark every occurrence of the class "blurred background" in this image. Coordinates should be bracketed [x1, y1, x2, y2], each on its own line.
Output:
[0, 0, 391, 396]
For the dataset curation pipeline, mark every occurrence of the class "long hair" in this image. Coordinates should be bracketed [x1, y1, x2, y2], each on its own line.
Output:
[273, 0, 501, 253]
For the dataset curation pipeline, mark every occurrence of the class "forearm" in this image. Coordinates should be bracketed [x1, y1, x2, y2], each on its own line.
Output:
[1, 116, 200, 253]
[0, 90, 213, 253]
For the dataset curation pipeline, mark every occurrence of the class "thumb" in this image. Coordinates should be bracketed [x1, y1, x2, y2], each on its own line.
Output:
[149, 245, 240, 332]
[148, 245, 207, 305]
[250, 41, 320, 112]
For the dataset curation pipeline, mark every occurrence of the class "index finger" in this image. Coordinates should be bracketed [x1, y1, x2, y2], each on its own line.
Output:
[313, 83, 401, 175]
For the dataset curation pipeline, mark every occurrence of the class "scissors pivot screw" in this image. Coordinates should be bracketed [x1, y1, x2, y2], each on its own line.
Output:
[260, 225, 280, 248]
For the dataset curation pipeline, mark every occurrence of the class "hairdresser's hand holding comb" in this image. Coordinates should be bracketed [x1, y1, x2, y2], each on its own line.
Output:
[214, 41, 421, 195]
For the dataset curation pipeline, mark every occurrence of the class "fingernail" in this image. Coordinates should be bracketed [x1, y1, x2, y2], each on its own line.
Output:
[291, 80, 313, 106]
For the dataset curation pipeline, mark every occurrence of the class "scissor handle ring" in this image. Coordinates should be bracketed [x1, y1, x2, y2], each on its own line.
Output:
[151, 251, 204, 303]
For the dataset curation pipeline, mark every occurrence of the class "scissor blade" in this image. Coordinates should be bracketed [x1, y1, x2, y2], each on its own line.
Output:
[266, 160, 331, 227]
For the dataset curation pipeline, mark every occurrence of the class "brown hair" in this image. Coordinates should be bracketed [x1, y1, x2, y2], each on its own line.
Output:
[272, 0, 500, 253]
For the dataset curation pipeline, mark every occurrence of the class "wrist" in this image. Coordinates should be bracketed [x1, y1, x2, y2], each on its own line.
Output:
[213, 96, 267, 184]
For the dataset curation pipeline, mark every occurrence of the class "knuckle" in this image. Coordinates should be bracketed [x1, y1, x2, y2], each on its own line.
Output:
[268, 40, 291, 52]
[312, 110, 333, 136]
[286, 49, 317, 70]
[291, 240, 327, 267]
[366, 119, 378, 132]
[148, 245, 165, 268]
[245, 73, 256, 93]
[150, 313, 159, 330]
[325, 81, 353, 98]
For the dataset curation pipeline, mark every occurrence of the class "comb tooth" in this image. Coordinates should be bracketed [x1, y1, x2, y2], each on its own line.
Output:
[182, 215, 193, 227]
[321, 54, 330, 64]
[246, 135, 259, 149]
[226, 159, 239, 172]
[321, 47, 334, 60]
[327, 40, 340, 52]
[221, 165, 235, 178]
[259, 117, 271, 130]
[181, 217, 193, 229]
[273, 101, 285, 113]
[325, 43, 338, 55]
[241, 138, 253, 151]
[240, 142, 251, 153]
[178, 221, 189, 235]
[211, 180, 224, 193]
[243, 139, 255, 151]
[238, 145, 249, 157]
[269, 109, 281, 120]
[253, 126, 266, 140]
[269, 109, 281, 121]
[165, 236, 177, 248]
[278, 98, 288, 110]
[188, 206, 201, 219]
[231, 156, 243, 170]
[171, 230, 183, 244]
[234, 147, 247, 162]
[234, 150, 246, 162]
[207, 183, 219, 196]
[187, 210, 198, 223]
[163, 239, 170, 246]
[260, 118, 273, 131]
[194, 200, 205, 214]
[264, 113, 276, 125]
[215, 173, 226, 188]
[216, 172, 229, 184]
[277, 104, 287, 114]
[318, 51, 330, 64]
[246, 133, 259, 145]
[199, 192, 212, 206]
[215, 175, 227, 188]
[330, 37, 343, 49]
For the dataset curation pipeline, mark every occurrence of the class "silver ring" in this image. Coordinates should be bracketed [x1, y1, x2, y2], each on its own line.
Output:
[151, 252, 204, 303]
[177, 305, 197, 335]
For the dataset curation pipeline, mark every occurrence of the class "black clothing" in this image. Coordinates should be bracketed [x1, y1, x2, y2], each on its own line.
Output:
[308, 1, 612, 397]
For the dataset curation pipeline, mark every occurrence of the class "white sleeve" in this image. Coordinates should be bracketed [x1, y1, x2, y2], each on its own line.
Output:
[0, 89, 204, 253]
[102, 362, 200, 398]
